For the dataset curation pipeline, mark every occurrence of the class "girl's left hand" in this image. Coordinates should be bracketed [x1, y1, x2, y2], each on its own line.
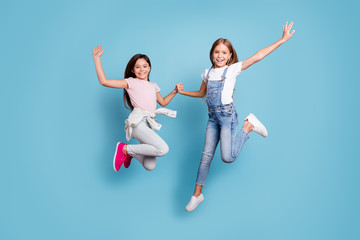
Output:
[281, 21, 295, 42]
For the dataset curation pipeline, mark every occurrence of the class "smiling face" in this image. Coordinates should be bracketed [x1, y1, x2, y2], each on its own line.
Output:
[132, 58, 151, 80]
[212, 43, 232, 68]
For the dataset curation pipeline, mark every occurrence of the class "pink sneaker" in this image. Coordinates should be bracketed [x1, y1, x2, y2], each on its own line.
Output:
[124, 155, 133, 168]
[113, 142, 126, 172]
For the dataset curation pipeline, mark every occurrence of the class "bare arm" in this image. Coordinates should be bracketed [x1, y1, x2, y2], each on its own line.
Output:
[93, 45, 128, 89]
[241, 21, 295, 71]
[176, 81, 207, 98]
[156, 86, 178, 107]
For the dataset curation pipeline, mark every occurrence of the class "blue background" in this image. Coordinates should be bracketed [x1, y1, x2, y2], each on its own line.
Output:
[1, 0, 359, 239]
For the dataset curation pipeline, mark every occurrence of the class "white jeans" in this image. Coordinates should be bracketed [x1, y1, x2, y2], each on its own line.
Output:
[126, 117, 169, 171]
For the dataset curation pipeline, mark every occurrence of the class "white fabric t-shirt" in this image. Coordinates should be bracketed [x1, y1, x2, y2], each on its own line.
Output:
[201, 61, 242, 104]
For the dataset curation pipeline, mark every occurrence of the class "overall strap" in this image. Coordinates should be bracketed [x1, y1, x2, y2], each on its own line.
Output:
[221, 66, 229, 81]
[206, 66, 229, 82]
[205, 67, 212, 82]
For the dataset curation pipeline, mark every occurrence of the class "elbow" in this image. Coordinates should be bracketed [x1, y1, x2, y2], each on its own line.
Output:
[254, 54, 263, 62]
[100, 79, 108, 87]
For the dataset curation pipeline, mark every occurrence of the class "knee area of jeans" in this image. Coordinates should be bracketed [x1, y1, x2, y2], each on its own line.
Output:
[221, 155, 235, 163]
[144, 162, 156, 171]
[155, 143, 169, 157]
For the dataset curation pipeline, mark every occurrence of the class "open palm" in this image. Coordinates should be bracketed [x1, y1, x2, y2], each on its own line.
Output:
[92, 45, 104, 58]
[282, 21, 295, 41]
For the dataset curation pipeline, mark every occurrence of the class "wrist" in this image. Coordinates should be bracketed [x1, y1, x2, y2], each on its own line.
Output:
[279, 38, 287, 44]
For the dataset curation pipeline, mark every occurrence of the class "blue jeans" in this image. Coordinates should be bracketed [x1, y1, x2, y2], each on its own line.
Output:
[196, 104, 249, 186]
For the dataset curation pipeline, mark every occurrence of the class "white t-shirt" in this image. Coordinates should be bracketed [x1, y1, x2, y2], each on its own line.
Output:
[201, 61, 242, 104]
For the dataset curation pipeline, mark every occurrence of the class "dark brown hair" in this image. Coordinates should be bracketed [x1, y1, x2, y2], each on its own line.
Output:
[209, 38, 239, 68]
[123, 54, 151, 110]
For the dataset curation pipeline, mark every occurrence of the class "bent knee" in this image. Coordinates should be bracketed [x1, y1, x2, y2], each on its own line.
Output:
[144, 161, 156, 171]
[221, 155, 235, 163]
[156, 143, 169, 157]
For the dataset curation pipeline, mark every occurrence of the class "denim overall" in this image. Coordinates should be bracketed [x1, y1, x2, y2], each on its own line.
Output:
[196, 67, 249, 186]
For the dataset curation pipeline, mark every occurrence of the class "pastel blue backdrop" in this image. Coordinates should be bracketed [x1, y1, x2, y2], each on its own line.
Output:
[1, 0, 359, 239]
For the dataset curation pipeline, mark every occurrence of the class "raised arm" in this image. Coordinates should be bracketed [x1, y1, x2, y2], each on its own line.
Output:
[156, 85, 178, 107]
[93, 45, 128, 89]
[241, 21, 295, 71]
[176, 81, 207, 98]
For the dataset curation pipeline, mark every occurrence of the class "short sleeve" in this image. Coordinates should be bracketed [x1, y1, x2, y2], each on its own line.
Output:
[201, 69, 209, 82]
[154, 83, 160, 92]
[228, 61, 242, 77]
[125, 77, 133, 89]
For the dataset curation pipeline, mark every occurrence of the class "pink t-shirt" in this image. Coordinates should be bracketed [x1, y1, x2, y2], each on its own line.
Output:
[125, 77, 160, 113]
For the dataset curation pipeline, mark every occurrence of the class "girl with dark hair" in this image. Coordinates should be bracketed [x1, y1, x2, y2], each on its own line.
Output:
[177, 21, 295, 211]
[93, 46, 178, 172]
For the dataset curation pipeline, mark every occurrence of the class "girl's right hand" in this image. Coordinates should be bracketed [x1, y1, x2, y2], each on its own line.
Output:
[93, 45, 104, 59]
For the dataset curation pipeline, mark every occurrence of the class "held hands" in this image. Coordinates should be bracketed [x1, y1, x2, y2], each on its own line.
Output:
[176, 83, 184, 94]
[92, 45, 104, 59]
[281, 21, 295, 42]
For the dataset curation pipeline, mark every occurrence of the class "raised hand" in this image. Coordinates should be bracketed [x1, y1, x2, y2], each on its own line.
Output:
[93, 45, 105, 59]
[281, 21, 295, 42]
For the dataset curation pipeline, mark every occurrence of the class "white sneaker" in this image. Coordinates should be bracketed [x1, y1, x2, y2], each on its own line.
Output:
[185, 194, 204, 212]
[245, 113, 268, 137]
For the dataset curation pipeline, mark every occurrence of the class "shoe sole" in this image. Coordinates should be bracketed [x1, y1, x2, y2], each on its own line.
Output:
[113, 142, 122, 172]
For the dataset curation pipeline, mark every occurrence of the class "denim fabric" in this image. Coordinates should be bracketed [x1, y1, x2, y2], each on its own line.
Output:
[196, 68, 249, 186]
